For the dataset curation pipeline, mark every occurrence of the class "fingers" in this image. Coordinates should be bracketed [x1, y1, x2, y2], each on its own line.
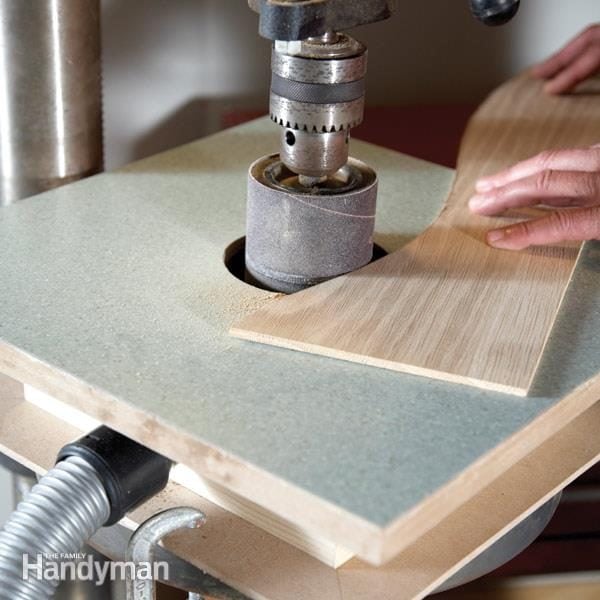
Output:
[486, 206, 600, 250]
[476, 148, 600, 193]
[532, 25, 600, 94]
[544, 46, 600, 95]
[532, 25, 599, 79]
[470, 170, 600, 216]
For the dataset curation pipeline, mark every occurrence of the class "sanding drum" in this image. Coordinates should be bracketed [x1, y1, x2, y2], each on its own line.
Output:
[245, 154, 377, 294]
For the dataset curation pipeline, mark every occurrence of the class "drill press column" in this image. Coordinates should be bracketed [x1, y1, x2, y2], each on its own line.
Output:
[246, 33, 378, 293]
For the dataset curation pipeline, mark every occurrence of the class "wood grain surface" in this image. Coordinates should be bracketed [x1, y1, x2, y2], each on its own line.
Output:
[2, 374, 599, 600]
[232, 74, 600, 395]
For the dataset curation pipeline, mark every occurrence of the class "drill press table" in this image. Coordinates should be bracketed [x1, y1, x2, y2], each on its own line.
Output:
[0, 118, 599, 597]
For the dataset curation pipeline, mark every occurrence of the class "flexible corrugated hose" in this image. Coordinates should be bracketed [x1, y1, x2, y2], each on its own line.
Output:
[0, 456, 110, 600]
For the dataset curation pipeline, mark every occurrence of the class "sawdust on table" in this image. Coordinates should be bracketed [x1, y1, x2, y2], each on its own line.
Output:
[202, 280, 284, 326]
[224, 290, 284, 318]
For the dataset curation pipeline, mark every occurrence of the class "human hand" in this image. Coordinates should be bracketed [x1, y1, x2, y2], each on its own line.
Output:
[469, 146, 600, 250]
[532, 24, 600, 95]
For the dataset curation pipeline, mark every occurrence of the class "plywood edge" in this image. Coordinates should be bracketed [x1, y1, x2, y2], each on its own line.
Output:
[524, 243, 587, 392]
[335, 401, 600, 599]
[24, 384, 355, 569]
[377, 372, 600, 564]
[228, 328, 527, 396]
[407, 403, 600, 599]
[0, 393, 341, 600]
[0, 342, 383, 562]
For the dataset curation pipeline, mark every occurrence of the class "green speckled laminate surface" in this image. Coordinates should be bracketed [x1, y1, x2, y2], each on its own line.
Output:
[0, 119, 598, 563]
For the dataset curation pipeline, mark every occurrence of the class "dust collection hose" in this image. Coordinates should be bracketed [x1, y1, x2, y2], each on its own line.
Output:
[0, 427, 172, 600]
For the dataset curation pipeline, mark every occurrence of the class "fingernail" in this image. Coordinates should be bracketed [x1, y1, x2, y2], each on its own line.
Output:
[487, 229, 505, 243]
[487, 228, 514, 249]
[469, 194, 493, 211]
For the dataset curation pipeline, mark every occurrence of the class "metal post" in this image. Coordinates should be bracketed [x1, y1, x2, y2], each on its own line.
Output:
[0, 0, 103, 205]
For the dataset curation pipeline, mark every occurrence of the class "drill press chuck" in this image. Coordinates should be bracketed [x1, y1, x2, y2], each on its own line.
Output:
[270, 34, 367, 177]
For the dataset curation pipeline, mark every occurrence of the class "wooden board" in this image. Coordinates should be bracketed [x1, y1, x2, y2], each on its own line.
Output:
[231, 74, 600, 396]
[23, 384, 354, 569]
[436, 573, 600, 600]
[2, 375, 600, 600]
[0, 119, 599, 566]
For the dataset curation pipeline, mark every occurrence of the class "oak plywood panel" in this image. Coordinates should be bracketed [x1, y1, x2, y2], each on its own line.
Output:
[232, 75, 600, 395]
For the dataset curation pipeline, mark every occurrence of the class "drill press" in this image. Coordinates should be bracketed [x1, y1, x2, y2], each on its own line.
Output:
[246, 0, 520, 294]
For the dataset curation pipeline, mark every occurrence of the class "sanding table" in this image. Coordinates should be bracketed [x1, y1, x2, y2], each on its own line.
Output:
[0, 117, 599, 599]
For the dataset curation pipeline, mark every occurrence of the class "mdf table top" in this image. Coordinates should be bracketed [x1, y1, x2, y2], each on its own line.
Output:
[0, 118, 598, 564]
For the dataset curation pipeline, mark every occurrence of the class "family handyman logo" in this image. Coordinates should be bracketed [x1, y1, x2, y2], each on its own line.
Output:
[22, 553, 169, 586]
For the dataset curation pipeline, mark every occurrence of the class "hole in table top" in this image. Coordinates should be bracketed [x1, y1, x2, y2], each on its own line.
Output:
[224, 237, 388, 293]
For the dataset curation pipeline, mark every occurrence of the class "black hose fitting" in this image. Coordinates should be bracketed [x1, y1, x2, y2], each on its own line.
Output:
[57, 426, 172, 525]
